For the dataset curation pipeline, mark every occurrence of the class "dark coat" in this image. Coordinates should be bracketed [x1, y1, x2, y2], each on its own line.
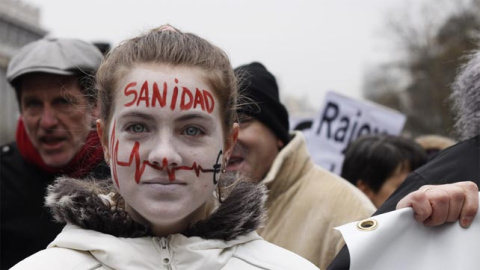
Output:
[328, 135, 480, 270]
[0, 142, 110, 269]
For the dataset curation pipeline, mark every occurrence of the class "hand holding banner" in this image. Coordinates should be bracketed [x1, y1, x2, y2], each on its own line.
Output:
[336, 192, 480, 270]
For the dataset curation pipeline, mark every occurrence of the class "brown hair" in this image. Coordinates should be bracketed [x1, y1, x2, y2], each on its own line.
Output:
[96, 25, 238, 143]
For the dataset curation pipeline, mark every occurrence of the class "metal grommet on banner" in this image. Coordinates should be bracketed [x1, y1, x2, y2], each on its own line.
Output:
[357, 218, 378, 231]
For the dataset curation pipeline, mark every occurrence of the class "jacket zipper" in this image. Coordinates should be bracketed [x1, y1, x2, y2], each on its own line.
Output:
[155, 237, 172, 269]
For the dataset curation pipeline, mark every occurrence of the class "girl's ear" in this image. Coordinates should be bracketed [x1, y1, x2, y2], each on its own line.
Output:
[96, 119, 110, 161]
[223, 123, 239, 161]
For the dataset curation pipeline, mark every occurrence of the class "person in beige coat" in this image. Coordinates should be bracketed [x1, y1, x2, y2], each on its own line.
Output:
[226, 62, 376, 269]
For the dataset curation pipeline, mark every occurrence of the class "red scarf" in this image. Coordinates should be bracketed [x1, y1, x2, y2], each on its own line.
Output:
[15, 117, 105, 178]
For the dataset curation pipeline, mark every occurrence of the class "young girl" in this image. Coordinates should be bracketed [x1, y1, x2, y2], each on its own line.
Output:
[11, 25, 318, 269]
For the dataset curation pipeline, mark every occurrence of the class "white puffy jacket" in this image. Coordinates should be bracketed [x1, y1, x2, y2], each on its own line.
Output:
[12, 177, 318, 270]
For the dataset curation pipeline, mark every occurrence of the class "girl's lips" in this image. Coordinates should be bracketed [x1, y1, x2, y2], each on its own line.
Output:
[143, 181, 186, 185]
[141, 181, 186, 193]
[142, 178, 187, 185]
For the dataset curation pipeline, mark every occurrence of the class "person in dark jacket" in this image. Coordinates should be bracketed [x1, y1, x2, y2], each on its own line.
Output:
[0, 38, 109, 269]
[328, 47, 480, 270]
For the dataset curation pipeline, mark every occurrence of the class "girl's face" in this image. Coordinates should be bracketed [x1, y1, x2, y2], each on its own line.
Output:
[98, 64, 236, 234]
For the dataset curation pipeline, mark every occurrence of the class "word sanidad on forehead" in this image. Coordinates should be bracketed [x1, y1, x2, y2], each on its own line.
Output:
[123, 79, 215, 113]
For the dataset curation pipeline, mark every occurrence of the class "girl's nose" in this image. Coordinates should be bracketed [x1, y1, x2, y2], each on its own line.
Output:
[147, 135, 182, 168]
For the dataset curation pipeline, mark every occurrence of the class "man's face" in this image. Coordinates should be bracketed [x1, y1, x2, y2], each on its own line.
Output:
[20, 73, 95, 167]
[226, 115, 284, 181]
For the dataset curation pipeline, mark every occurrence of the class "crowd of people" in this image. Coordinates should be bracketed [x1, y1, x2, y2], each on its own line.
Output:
[1, 24, 478, 270]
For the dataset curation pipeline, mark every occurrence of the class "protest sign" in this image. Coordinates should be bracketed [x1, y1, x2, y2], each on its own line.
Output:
[304, 91, 406, 174]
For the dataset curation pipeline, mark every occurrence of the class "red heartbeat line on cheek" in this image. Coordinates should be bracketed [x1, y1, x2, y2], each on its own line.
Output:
[110, 121, 220, 187]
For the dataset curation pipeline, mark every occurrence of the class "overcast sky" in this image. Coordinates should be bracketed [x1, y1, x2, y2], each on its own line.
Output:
[23, 0, 428, 115]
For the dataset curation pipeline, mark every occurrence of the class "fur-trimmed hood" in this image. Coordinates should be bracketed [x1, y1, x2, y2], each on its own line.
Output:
[45, 174, 267, 240]
[14, 166, 320, 269]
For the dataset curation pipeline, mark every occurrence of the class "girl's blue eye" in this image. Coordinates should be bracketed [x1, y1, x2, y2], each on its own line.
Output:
[184, 126, 201, 136]
[128, 124, 146, 133]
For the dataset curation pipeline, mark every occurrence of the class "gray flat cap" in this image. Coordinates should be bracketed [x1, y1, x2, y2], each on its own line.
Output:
[6, 37, 103, 84]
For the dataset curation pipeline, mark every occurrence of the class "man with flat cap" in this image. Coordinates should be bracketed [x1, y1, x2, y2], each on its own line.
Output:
[1, 37, 109, 269]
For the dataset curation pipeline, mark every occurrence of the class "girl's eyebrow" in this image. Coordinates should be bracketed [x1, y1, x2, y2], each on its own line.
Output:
[117, 111, 214, 122]
[177, 112, 214, 122]
[117, 111, 156, 122]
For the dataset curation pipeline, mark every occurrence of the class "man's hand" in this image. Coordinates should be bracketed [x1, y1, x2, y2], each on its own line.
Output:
[396, 181, 479, 228]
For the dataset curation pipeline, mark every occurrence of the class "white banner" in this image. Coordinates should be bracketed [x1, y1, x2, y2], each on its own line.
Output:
[336, 192, 480, 270]
[304, 91, 406, 174]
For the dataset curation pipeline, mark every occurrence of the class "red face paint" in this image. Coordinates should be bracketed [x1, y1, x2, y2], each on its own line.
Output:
[111, 131, 221, 184]
[123, 82, 138, 107]
[136, 81, 150, 107]
[121, 78, 215, 113]
[193, 89, 205, 111]
[151, 82, 167, 108]
[179, 86, 193, 110]
[202, 90, 215, 114]
[170, 79, 179, 110]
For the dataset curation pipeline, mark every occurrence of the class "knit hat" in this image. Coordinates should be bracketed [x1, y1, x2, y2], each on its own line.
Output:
[6, 37, 103, 86]
[235, 62, 290, 144]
